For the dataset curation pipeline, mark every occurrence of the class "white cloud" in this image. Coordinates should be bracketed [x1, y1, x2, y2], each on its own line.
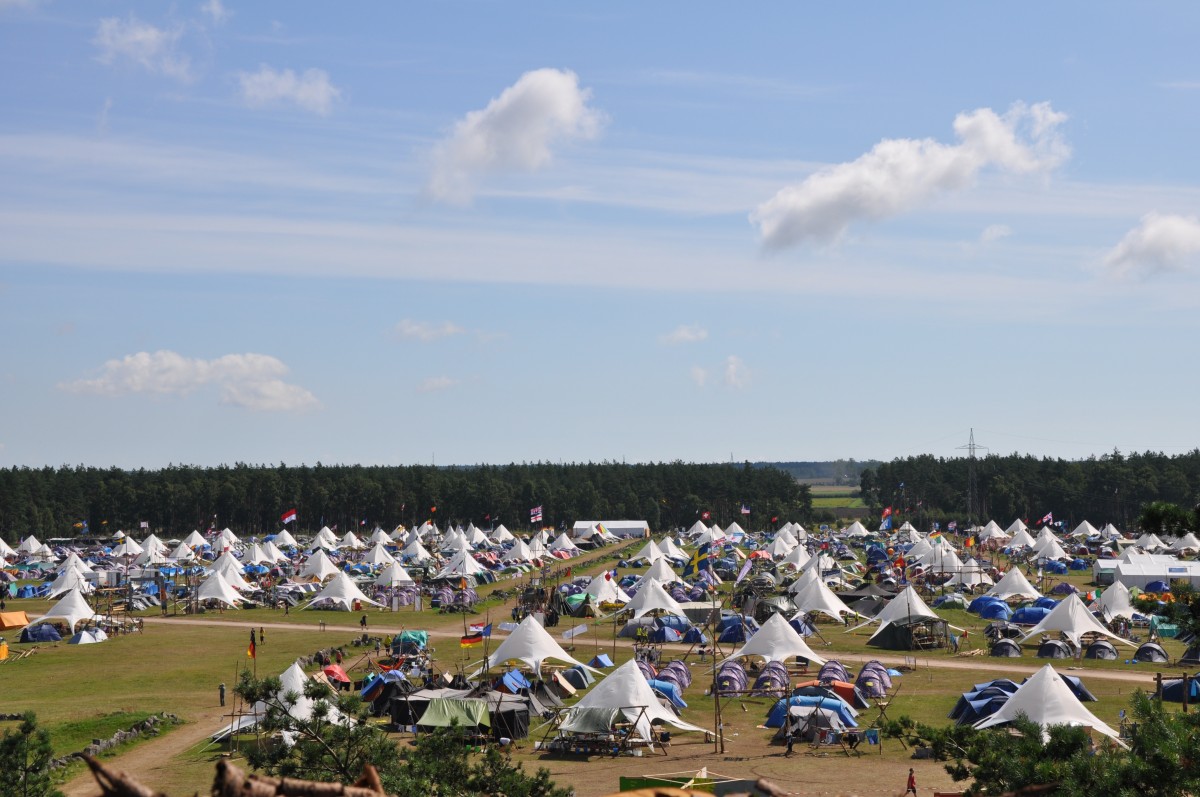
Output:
[61, 350, 320, 412]
[980, 224, 1012, 243]
[201, 0, 229, 24]
[1104, 212, 1200, 278]
[660, 324, 708, 345]
[416, 376, 458, 393]
[690, 366, 709, 388]
[751, 102, 1069, 249]
[94, 16, 192, 82]
[394, 319, 465, 342]
[238, 65, 341, 115]
[723, 355, 749, 389]
[427, 68, 603, 203]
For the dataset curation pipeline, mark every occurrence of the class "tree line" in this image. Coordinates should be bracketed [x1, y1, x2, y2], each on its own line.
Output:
[0, 461, 810, 542]
[860, 449, 1200, 532]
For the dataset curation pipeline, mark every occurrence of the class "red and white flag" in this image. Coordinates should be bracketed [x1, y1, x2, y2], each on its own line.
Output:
[280, 508, 298, 525]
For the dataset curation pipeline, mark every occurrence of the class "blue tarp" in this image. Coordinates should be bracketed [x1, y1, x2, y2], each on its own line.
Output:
[499, 670, 531, 693]
[765, 695, 857, 729]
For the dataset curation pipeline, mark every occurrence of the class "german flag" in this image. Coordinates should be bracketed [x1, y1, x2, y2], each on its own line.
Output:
[247, 640, 256, 659]
[459, 632, 483, 648]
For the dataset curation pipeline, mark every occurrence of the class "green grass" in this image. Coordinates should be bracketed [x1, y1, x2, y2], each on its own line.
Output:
[811, 497, 866, 508]
[43, 711, 158, 756]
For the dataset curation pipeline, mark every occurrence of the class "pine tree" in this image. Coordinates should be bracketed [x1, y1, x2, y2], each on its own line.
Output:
[0, 713, 62, 797]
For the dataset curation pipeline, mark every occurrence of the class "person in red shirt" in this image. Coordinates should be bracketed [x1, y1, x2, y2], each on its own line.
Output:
[906, 768, 917, 795]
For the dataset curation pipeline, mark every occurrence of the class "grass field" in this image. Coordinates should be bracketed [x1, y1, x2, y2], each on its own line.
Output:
[2, 543, 1189, 797]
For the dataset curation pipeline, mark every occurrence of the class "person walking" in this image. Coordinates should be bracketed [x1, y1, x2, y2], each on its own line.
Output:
[259, 627, 265, 646]
[905, 768, 917, 795]
[219, 682, 226, 707]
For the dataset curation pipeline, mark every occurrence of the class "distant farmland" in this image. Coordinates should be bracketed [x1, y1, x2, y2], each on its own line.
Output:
[808, 484, 865, 509]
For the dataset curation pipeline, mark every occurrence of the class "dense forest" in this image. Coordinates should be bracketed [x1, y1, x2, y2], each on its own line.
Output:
[0, 462, 810, 542]
[860, 450, 1200, 531]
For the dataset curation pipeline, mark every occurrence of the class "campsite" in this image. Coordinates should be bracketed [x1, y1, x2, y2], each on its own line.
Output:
[2, 517, 1198, 796]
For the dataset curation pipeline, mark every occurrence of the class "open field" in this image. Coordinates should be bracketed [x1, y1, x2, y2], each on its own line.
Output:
[3, 546, 1191, 797]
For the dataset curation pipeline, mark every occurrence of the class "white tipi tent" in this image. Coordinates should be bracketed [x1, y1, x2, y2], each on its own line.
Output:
[374, 562, 415, 587]
[196, 572, 243, 608]
[1090, 581, 1136, 622]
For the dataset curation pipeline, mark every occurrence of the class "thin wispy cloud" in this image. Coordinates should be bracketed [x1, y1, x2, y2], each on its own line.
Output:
[690, 366, 708, 388]
[238, 65, 341, 115]
[416, 376, 458, 393]
[723, 355, 749, 389]
[94, 16, 192, 82]
[427, 68, 603, 203]
[660, 324, 708, 345]
[61, 350, 320, 412]
[981, 224, 1013, 243]
[394, 319, 465, 342]
[201, 0, 229, 25]
[751, 102, 1069, 249]
[1104, 212, 1200, 278]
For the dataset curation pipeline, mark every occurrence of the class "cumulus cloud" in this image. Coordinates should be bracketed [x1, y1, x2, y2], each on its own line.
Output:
[394, 319, 465, 342]
[61, 350, 320, 412]
[690, 366, 709, 388]
[751, 102, 1069, 249]
[660, 324, 708, 345]
[238, 65, 341, 115]
[980, 224, 1012, 243]
[723, 355, 749, 389]
[201, 0, 229, 24]
[1103, 212, 1200, 278]
[94, 16, 192, 81]
[416, 376, 458, 394]
[427, 68, 603, 203]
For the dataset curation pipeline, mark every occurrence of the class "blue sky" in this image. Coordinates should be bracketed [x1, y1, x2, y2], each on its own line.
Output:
[3, 1, 1200, 469]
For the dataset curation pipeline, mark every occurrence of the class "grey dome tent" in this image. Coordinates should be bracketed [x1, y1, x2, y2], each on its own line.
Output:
[1037, 639, 1074, 659]
[990, 639, 1022, 657]
[1180, 645, 1200, 666]
[1084, 639, 1118, 660]
[1134, 642, 1169, 664]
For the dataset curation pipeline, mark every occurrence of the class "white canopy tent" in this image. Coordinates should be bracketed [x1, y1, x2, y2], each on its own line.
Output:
[723, 612, 826, 665]
[986, 568, 1042, 601]
[197, 572, 243, 608]
[303, 572, 384, 611]
[1019, 593, 1133, 648]
[626, 579, 687, 620]
[974, 664, 1123, 744]
[298, 549, 340, 582]
[471, 614, 597, 676]
[374, 562, 415, 587]
[27, 588, 99, 632]
[560, 659, 706, 744]
[46, 566, 94, 600]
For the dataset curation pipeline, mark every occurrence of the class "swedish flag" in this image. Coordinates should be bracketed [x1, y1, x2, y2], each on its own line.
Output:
[681, 542, 711, 578]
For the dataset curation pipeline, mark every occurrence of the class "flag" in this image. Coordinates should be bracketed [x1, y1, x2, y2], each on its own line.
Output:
[740, 504, 751, 515]
[881, 517, 892, 531]
[139, 520, 149, 529]
[933, 522, 940, 531]
[360, 519, 366, 526]
[484, 514, 491, 521]
[882, 506, 893, 520]
[1040, 512, 1053, 525]
[596, 522, 610, 536]
[965, 536, 975, 547]
[469, 623, 492, 637]
[681, 543, 712, 578]
[894, 555, 906, 569]
[280, 509, 297, 525]
[566, 567, 573, 578]
[604, 570, 613, 581]
[530, 505, 543, 523]
[928, 531, 943, 541]
[701, 510, 712, 521]
[459, 632, 484, 648]
[771, 516, 779, 524]
[247, 640, 256, 659]
[459, 577, 468, 590]
[430, 506, 437, 514]
[734, 558, 753, 585]
[947, 521, 958, 532]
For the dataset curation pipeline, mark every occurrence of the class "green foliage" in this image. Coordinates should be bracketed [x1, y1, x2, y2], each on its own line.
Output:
[884, 692, 1200, 797]
[0, 461, 811, 539]
[233, 672, 568, 797]
[0, 713, 63, 797]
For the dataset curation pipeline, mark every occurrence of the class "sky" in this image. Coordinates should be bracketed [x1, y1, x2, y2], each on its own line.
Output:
[3, 2, 1200, 469]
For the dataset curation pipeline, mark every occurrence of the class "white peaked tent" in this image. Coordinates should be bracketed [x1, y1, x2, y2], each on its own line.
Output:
[924, 546, 963, 575]
[313, 527, 339, 549]
[111, 538, 144, 557]
[135, 547, 171, 567]
[986, 568, 1042, 601]
[632, 541, 665, 563]
[211, 550, 247, 577]
[979, 520, 1004, 538]
[1008, 528, 1037, 549]
[766, 536, 796, 559]
[724, 613, 826, 666]
[245, 543, 272, 566]
[211, 561, 253, 591]
[362, 543, 395, 567]
[776, 527, 799, 546]
[635, 558, 682, 588]
[506, 539, 535, 562]
[1020, 593, 1133, 648]
[527, 537, 548, 559]
[472, 614, 597, 676]
[724, 522, 746, 537]
[685, 520, 709, 537]
[0, 537, 15, 558]
[561, 659, 706, 743]
[549, 533, 579, 553]
[262, 540, 286, 563]
[694, 527, 725, 547]
[339, 531, 364, 550]
[850, 586, 940, 634]
[218, 528, 241, 548]
[1135, 533, 1165, 551]
[197, 572, 243, 608]
[31, 543, 56, 562]
[658, 538, 689, 561]
[627, 579, 687, 620]
[304, 571, 384, 611]
[375, 562, 415, 587]
[1035, 526, 1061, 545]
[532, 530, 552, 546]
[273, 529, 299, 548]
[1091, 581, 1136, 622]
[368, 528, 391, 545]
[183, 530, 208, 548]
[466, 526, 490, 547]
[584, 572, 629, 604]
[1032, 538, 1069, 561]
[299, 549, 340, 581]
[789, 573, 860, 621]
[436, 548, 485, 578]
[974, 665, 1122, 743]
[18, 534, 42, 554]
[211, 661, 345, 741]
[47, 566, 94, 600]
[170, 542, 196, 562]
[1170, 533, 1200, 553]
[490, 525, 515, 544]
[57, 552, 95, 575]
[401, 538, 433, 563]
[1072, 520, 1099, 539]
[945, 557, 994, 589]
[1005, 518, 1029, 535]
[779, 544, 811, 571]
[1100, 523, 1123, 541]
[843, 520, 869, 537]
[28, 588, 98, 632]
[905, 539, 933, 561]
